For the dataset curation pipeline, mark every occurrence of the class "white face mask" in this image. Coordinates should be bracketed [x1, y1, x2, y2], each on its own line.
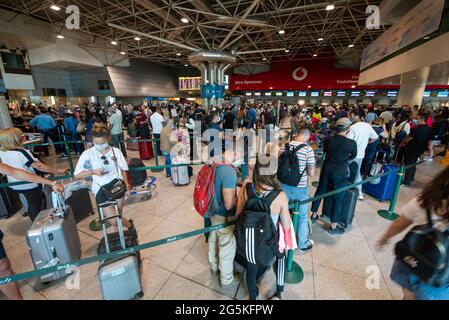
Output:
[232, 159, 244, 168]
[94, 143, 109, 152]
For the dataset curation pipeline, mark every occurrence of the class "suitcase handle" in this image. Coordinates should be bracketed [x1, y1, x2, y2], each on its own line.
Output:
[54, 193, 67, 216]
[98, 201, 126, 253]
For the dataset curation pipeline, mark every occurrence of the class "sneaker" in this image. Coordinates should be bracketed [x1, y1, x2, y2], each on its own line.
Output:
[358, 193, 364, 201]
[311, 213, 319, 224]
[328, 225, 345, 235]
[269, 294, 281, 300]
[298, 240, 314, 253]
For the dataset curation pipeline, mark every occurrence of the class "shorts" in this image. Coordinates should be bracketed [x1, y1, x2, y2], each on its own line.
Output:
[390, 259, 449, 300]
[0, 230, 6, 260]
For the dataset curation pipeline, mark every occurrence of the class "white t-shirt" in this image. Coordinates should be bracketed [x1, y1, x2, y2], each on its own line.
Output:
[74, 147, 128, 196]
[347, 122, 379, 159]
[150, 112, 164, 134]
[170, 108, 178, 118]
[0, 149, 39, 190]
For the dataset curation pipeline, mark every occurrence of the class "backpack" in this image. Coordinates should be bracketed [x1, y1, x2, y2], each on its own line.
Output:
[395, 210, 449, 287]
[128, 158, 148, 187]
[127, 121, 138, 138]
[193, 163, 231, 217]
[235, 184, 282, 266]
[277, 143, 307, 187]
[394, 122, 408, 145]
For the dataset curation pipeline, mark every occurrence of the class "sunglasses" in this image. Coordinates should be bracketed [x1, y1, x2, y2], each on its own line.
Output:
[100, 156, 109, 166]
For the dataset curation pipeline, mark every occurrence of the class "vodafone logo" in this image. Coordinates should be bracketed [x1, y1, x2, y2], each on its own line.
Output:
[292, 67, 308, 81]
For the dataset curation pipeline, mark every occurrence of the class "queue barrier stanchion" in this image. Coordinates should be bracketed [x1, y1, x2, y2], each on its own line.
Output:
[285, 202, 304, 284]
[151, 139, 164, 173]
[63, 137, 75, 174]
[376, 165, 404, 221]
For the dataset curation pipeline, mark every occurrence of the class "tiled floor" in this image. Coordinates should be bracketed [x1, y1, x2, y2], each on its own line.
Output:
[0, 120, 444, 300]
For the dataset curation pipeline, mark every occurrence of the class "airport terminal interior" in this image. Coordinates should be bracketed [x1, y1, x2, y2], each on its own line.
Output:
[0, 0, 449, 301]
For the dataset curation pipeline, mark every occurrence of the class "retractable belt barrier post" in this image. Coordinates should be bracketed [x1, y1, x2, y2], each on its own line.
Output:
[377, 165, 404, 221]
[285, 202, 304, 284]
[1, 142, 441, 288]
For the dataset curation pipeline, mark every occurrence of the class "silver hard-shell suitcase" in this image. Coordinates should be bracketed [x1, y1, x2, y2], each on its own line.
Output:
[26, 194, 81, 283]
[97, 201, 143, 300]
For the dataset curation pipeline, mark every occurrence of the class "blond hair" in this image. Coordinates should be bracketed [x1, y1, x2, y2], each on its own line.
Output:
[0, 127, 23, 151]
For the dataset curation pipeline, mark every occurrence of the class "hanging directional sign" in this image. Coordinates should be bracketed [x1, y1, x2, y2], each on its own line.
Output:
[201, 84, 226, 99]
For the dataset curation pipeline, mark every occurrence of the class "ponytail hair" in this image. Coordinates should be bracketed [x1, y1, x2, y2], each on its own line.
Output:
[92, 123, 110, 139]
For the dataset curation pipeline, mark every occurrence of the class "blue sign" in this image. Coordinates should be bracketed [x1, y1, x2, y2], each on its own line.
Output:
[201, 84, 225, 99]
[99, 89, 112, 95]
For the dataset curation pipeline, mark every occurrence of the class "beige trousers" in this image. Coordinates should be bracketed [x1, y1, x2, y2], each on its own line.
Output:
[208, 215, 237, 286]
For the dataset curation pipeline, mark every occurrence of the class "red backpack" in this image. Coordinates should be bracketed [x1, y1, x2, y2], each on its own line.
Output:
[193, 163, 232, 216]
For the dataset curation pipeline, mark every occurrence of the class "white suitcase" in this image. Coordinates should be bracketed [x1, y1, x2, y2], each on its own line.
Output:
[171, 156, 190, 186]
[97, 201, 143, 300]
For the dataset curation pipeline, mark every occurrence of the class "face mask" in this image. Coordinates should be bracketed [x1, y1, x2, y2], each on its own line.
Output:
[413, 119, 419, 125]
[232, 159, 244, 168]
[94, 143, 109, 152]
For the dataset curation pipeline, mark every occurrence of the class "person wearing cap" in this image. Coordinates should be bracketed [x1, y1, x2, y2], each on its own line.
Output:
[310, 117, 358, 235]
[108, 105, 127, 158]
[63, 109, 83, 156]
[28, 109, 58, 156]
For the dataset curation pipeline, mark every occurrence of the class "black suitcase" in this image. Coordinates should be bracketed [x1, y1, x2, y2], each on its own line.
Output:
[0, 175, 22, 219]
[322, 188, 358, 228]
[98, 226, 141, 266]
[128, 158, 148, 187]
[65, 188, 94, 223]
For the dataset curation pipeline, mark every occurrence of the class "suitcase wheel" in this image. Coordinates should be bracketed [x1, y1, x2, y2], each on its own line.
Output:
[135, 291, 144, 299]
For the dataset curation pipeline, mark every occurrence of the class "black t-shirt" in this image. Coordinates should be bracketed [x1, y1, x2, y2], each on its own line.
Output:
[323, 135, 358, 170]
[408, 124, 433, 154]
[223, 112, 236, 130]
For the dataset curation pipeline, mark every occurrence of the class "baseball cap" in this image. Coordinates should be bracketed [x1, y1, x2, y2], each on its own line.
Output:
[335, 117, 352, 130]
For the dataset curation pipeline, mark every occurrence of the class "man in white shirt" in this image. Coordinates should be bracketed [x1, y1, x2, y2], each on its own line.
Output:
[380, 108, 394, 129]
[347, 110, 379, 200]
[150, 107, 164, 156]
[108, 105, 126, 157]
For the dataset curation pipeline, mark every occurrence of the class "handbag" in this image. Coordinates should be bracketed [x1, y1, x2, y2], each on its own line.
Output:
[76, 121, 86, 134]
[99, 148, 127, 200]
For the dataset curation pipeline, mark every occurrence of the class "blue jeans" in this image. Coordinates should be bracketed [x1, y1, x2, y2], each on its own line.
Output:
[162, 151, 171, 177]
[281, 184, 310, 248]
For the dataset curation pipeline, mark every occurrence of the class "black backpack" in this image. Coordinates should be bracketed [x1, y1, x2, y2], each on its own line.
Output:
[394, 122, 408, 146]
[128, 158, 148, 187]
[235, 184, 282, 267]
[277, 143, 307, 187]
[395, 210, 449, 287]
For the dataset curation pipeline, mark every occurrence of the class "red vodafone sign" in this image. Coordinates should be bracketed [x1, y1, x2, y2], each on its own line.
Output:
[230, 58, 360, 91]
[292, 67, 308, 81]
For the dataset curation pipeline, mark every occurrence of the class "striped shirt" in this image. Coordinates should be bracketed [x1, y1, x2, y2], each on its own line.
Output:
[288, 141, 316, 188]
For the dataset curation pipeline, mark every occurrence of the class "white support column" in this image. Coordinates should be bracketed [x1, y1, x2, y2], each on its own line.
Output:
[0, 95, 12, 129]
[397, 66, 430, 107]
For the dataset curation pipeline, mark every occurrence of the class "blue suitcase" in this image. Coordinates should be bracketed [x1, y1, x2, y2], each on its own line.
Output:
[363, 164, 398, 202]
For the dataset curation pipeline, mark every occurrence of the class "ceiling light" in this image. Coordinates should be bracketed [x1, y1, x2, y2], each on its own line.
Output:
[348, 44, 354, 48]
[308, 85, 311, 88]
[50, 5, 61, 11]
[184, 64, 188, 67]
[262, 57, 267, 61]
[57, 35, 64, 39]
[313, 53, 318, 57]
[120, 51, 126, 55]
[181, 18, 189, 24]
[351, 85, 356, 88]
[279, 29, 285, 35]
[134, 37, 141, 41]
[317, 38, 324, 42]
[176, 53, 181, 56]
[284, 49, 290, 53]
[424, 36, 430, 40]
[111, 41, 118, 45]
[326, 4, 335, 11]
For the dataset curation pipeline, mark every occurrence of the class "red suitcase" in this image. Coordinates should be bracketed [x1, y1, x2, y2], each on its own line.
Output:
[138, 139, 154, 160]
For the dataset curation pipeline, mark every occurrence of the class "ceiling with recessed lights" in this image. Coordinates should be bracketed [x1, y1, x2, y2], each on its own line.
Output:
[0, 0, 385, 66]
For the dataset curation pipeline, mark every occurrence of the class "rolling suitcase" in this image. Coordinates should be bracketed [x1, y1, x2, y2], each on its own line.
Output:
[138, 139, 154, 160]
[97, 201, 143, 300]
[26, 194, 81, 283]
[49, 181, 94, 222]
[126, 140, 139, 151]
[128, 158, 148, 187]
[322, 188, 358, 228]
[363, 164, 398, 202]
[171, 156, 190, 186]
